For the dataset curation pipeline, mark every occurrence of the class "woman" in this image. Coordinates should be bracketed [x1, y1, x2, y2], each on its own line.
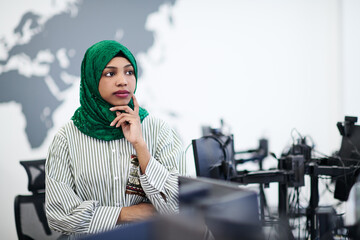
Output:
[45, 40, 185, 236]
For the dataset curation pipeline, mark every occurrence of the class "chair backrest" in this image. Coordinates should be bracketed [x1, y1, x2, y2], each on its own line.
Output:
[14, 159, 61, 240]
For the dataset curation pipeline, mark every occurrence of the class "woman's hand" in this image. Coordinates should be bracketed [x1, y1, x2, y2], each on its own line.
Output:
[117, 202, 156, 224]
[110, 95, 151, 174]
[110, 95, 143, 146]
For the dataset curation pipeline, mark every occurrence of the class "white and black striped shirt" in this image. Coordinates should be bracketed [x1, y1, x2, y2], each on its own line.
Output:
[45, 115, 186, 235]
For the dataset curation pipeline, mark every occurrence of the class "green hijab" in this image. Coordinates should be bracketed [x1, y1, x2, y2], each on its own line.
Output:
[72, 40, 149, 141]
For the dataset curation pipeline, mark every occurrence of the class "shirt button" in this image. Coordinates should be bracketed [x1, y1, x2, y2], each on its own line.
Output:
[115, 203, 120, 207]
[112, 149, 115, 153]
[114, 176, 119, 180]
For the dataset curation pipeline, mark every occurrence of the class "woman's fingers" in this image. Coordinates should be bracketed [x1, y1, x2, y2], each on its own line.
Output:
[110, 95, 139, 114]
[109, 106, 133, 127]
[110, 113, 124, 127]
[109, 95, 140, 128]
[116, 114, 130, 128]
[110, 113, 137, 127]
[110, 105, 133, 113]
[132, 95, 139, 114]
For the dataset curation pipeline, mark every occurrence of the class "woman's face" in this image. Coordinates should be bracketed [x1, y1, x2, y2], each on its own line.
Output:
[98, 57, 136, 106]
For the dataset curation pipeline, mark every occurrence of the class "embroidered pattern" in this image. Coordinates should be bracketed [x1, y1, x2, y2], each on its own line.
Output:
[125, 155, 146, 197]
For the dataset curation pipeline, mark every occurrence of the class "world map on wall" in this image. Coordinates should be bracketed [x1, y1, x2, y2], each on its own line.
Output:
[0, 0, 175, 148]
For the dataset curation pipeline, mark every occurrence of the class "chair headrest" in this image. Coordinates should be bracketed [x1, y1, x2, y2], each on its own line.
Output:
[20, 159, 46, 193]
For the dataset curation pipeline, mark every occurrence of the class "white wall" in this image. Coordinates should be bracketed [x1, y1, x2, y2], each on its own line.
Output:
[342, 0, 360, 117]
[0, 0, 359, 239]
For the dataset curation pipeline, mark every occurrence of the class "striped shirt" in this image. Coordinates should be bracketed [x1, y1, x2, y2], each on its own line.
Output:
[45, 115, 186, 235]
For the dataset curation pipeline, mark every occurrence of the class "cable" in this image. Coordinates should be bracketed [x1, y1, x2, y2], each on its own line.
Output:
[345, 137, 360, 159]
[291, 128, 303, 144]
[202, 134, 233, 180]
[305, 134, 316, 150]
[312, 149, 349, 191]
[184, 142, 193, 159]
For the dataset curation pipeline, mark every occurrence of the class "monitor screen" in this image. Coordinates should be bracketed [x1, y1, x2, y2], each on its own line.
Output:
[192, 134, 237, 180]
[338, 125, 360, 164]
[179, 176, 263, 240]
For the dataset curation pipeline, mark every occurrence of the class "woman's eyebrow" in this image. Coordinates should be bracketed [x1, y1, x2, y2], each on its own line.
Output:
[105, 64, 132, 69]
[104, 66, 117, 69]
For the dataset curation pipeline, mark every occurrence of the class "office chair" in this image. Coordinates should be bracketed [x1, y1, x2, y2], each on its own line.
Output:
[14, 159, 61, 240]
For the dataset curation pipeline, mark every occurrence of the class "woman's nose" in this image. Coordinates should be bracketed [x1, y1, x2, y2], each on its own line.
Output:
[115, 75, 127, 86]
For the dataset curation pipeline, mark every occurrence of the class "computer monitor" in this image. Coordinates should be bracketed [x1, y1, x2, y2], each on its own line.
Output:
[337, 116, 360, 164]
[192, 134, 237, 180]
[334, 116, 360, 201]
[179, 176, 263, 240]
[82, 176, 263, 240]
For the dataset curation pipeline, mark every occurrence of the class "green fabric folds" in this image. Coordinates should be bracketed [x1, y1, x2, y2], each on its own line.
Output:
[71, 40, 149, 141]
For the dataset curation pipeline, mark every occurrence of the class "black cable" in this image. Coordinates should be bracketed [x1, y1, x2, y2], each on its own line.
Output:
[345, 137, 360, 159]
[312, 149, 350, 194]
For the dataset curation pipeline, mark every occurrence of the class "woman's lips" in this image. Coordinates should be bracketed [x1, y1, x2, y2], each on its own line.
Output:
[114, 90, 130, 98]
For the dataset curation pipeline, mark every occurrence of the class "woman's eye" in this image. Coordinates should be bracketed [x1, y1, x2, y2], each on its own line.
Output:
[105, 72, 115, 77]
[126, 70, 134, 75]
